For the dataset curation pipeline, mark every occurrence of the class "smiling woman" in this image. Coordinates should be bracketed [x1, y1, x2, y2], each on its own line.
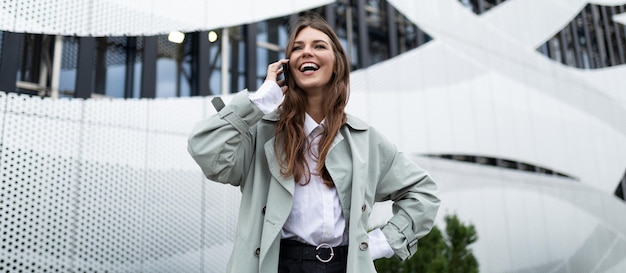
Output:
[287, 27, 337, 122]
[187, 12, 440, 273]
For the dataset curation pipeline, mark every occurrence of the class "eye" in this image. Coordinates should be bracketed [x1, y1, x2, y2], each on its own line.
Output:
[315, 44, 327, 49]
[292, 46, 302, 51]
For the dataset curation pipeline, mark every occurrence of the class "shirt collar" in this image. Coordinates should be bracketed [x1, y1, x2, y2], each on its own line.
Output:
[303, 112, 325, 137]
[262, 111, 368, 131]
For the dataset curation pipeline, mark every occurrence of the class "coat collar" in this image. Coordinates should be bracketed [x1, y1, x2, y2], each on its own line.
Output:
[262, 111, 369, 131]
[261, 110, 368, 197]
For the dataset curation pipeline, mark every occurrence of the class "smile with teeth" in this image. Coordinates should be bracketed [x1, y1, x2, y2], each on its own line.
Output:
[299, 63, 319, 72]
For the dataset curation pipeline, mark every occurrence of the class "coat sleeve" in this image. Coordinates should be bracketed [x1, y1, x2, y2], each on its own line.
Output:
[375, 144, 441, 261]
[187, 90, 265, 187]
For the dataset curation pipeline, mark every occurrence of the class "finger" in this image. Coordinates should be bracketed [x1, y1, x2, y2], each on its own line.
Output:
[266, 59, 289, 82]
[265, 65, 279, 81]
[280, 85, 288, 94]
[277, 79, 286, 86]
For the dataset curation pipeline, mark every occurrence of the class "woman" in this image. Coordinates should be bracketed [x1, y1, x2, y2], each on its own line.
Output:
[188, 13, 440, 273]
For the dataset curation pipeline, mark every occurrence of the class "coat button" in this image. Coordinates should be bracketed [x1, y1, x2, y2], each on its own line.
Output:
[361, 204, 367, 212]
[255, 248, 260, 257]
[262, 206, 266, 215]
[359, 242, 369, 250]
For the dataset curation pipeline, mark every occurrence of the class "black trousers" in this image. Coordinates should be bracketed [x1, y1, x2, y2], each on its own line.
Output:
[278, 240, 348, 273]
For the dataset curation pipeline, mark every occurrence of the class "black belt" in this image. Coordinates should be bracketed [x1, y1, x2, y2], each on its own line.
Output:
[280, 239, 348, 263]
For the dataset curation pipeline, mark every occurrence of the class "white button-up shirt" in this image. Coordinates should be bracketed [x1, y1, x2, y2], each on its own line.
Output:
[249, 81, 393, 259]
[280, 113, 347, 247]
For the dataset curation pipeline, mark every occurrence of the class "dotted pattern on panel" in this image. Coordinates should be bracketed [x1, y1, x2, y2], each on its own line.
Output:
[0, 147, 76, 273]
[5, 93, 83, 122]
[91, 0, 152, 37]
[75, 98, 148, 271]
[80, 125, 147, 184]
[143, 169, 203, 272]
[84, 98, 148, 131]
[0, 92, 245, 272]
[154, 8, 190, 37]
[13, 0, 90, 35]
[143, 102, 204, 271]
[73, 160, 144, 272]
[1, 95, 81, 272]
[148, 97, 204, 136]
[203, 182, 241, 272]
[0, 91, 5, 113]
[0, 0, 16, 33]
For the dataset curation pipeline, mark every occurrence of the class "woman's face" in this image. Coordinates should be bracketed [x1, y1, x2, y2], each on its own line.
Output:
[289, 27, 336, 95]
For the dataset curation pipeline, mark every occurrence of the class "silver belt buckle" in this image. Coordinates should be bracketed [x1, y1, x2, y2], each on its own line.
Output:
[315, 243, 335, 263]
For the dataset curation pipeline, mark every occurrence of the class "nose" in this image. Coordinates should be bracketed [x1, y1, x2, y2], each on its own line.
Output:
[302, 45, 313, 56]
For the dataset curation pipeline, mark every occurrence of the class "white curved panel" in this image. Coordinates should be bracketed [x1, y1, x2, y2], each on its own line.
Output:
[0, 0, 334, 36]
[409, 157, 626, 273]
[571, 66, 626, 107]
[352, 0, 626, 193]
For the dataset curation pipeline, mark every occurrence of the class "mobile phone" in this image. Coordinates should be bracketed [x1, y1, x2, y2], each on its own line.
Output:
[282, 62, 289, 86]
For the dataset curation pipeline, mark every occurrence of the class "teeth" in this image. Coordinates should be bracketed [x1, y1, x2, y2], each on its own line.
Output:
[300, 63, 319, 72]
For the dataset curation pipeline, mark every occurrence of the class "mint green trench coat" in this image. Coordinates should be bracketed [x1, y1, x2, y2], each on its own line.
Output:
[187, 90, 440, 273]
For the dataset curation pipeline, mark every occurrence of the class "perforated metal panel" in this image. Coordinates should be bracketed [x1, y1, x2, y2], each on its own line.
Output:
[0, 0, 335, 36]
[0, 1, 16, 34]
[0, 92, 240, 272]
[91, 0, 151, 37]
[1, 93, 83, 272]
[13, 0, 91, 35]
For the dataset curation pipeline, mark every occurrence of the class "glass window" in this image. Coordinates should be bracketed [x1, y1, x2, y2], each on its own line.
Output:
[229, 26, 246, 93]
[334, 2, 359, 70]
[365, 0, 390, 64]
[156, 34, 191, 98]
[256, 18, 289, 88]
[59, 36, 79, 97]
[132, 37, 143, 99]
[93, 37, 127, 98]
[16, 34, 43, 95]
[207, 33, 221, 96]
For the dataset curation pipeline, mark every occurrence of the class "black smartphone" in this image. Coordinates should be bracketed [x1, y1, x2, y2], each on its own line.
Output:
[282, 62, 290, 86]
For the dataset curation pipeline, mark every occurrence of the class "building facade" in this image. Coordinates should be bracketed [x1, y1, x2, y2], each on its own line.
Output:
[1, 0, 625, 272]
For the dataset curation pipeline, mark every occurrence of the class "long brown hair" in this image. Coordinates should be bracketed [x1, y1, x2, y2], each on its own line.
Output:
[275, 13, 350, 187]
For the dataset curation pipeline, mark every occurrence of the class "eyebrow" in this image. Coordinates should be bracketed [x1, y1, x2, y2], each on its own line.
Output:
[294, 40, 330, 45]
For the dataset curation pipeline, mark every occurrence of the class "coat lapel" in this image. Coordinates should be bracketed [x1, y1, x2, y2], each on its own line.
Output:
[259, 137, 294, 271]
[264, 137, 294, 196]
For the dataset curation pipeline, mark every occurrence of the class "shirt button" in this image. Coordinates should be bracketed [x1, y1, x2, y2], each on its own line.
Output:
[361, 204, 367, 212]
[360, 242, 369, 250]
[261, 206, 266, 215]
[255, 248, 261, 257]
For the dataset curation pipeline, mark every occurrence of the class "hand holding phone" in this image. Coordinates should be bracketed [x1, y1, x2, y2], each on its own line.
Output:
[282, 62, 290, 86]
